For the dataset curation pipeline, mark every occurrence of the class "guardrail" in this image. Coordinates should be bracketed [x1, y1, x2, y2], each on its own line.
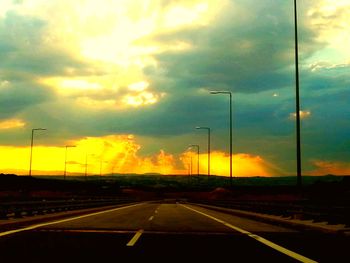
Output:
[189, 199, 350, 227]
[0, 198, 136, 219]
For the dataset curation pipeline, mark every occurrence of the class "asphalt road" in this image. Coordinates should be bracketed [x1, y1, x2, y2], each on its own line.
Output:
[0, 202, 349, 262]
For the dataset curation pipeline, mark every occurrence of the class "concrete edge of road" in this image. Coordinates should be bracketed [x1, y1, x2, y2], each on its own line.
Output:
[0, 202, 139, 230]
[188, 202, 350, 235]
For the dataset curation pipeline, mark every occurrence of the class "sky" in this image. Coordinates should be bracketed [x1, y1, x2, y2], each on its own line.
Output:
[0, 0, 349, 177]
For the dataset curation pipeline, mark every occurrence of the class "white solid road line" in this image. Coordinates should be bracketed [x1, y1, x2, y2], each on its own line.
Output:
[126, 229, 144, 246]
[0, 203, 142, 238]
[181, 204, 318, 263]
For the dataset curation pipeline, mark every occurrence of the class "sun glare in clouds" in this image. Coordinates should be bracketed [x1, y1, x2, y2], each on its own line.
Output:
[121, 81, 165, 107]
[76, 97, 117, 109]
[0, 135, 181, 176]
[0, 80, 10, 88]
[0, 133, 272, 177]
[0, 119, 26, 130]
[181, 151, 272, 177]
[17, 0, 226, 112]
[290, 110, 311, 120]
[308, 0, 350, 61]
[39, 77, 104, 95]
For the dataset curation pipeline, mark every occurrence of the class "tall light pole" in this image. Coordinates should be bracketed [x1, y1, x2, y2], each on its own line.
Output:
[294, 0, 302, 189]
[29, 128, 46, 177]
[189, 144, 200, 176]
[210, 91, 233, 187]
[64, 145, 76, 180]
[196, 127, 211, 178]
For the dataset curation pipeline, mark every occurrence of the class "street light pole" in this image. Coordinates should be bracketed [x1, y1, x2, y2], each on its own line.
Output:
[189, 144, 200, 176]
[29, 128, 46, 177]
[64, 145, 76, 180]
[294, 0, 302, 189]
[196, 127, 211, 178]
[210, 91, 233, 187]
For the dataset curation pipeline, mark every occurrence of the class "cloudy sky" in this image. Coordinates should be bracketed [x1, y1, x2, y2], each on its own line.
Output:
[0, 0, 349, 177]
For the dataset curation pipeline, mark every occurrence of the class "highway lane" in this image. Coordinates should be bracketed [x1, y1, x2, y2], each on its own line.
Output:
[0, 201, 349, 262]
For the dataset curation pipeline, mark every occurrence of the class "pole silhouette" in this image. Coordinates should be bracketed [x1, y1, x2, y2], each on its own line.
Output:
[29, 128, 46, 177]
[294, 0, 302, 189]
[210, 91, 232, 186]
[196, 127, 211, 178]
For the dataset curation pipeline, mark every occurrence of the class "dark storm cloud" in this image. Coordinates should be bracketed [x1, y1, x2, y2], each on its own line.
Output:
[0, 80, 55, 119]
[145, 0, 321, 95]
[0, 11, 91, 77]
[0, 11, 103, 124]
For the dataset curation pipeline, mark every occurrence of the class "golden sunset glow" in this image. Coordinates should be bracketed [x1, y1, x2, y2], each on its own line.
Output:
[308, 0, 350, 58]
[181, 151, 272, 177]
[0, 119, 26, 130]
[309, 160, 350, 176]
[39, 77, 104, 95]
[0, 133, 274, 177]
[122, 91, 162, 107]
[24, 0, 225, 111]
[290, 110, 311, 120]
[0, 135, 182, 176]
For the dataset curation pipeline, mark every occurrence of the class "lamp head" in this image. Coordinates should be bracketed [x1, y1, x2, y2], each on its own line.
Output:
[210, 90, 231, 95]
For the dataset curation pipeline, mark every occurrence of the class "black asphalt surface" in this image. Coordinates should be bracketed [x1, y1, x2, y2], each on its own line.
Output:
[0, 202, 349, 262]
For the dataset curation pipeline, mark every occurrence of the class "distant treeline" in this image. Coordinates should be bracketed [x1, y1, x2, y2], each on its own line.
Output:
[0, 173, 120, 201]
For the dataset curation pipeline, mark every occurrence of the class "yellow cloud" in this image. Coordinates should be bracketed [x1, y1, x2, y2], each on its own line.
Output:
[76, 97, 117, 109]
[289, 110, 311, 120]
[0, 80, 10, 88]
[39, 77, 102, 93]
[10, 0, 226, 113]
[122, 80, 165, 108]
[163, 2, 209, 28]
[6, 0, 224, 68]
[0, 118, 26, 129]
[308, 0, 350, 59]
[122, 91, 163, 107]
[181, 151, 272, 177]
[128, 81, 149, 92]
[0, 133, 276, 177]
[0, 134, 181, 176]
